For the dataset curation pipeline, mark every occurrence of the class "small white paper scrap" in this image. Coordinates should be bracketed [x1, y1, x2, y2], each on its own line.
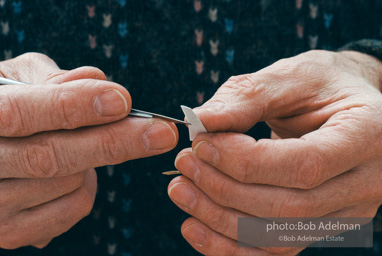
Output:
[181, 105, 207, 141]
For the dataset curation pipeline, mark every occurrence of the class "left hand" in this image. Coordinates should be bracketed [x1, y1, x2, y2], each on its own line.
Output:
[168, 50, 382, 255]
[0, 53, 178, 249]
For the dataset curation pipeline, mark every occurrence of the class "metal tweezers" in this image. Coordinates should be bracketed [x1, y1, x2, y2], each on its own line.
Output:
[0, 77, 188, 124]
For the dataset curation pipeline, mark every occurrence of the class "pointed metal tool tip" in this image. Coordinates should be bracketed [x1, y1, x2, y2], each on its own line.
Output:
[129, 108, 190, 125]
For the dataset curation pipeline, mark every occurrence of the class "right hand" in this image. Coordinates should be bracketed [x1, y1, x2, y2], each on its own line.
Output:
[169, 50, 382, 255]
[0, 53, 178, 249]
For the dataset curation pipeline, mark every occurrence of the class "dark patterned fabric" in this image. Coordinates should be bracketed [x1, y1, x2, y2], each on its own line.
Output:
[339, 39, 382, 61]
[1, 0, 382, 255]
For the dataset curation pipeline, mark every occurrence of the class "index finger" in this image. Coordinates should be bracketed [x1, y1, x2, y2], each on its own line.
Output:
[0, 117, 178, 178]
[192, 110, 376, 189]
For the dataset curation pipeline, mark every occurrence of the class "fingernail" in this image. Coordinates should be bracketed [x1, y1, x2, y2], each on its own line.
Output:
[175, 153, 200, 183]
[168, 182, 196, 211]
[94, 89, 128, 116]
[143, 121, 177, 150]
[182, 224, 207, 246]
[193, 141, 219, 166]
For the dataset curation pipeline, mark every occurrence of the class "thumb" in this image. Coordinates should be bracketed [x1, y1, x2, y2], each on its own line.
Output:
[193, 51, 338, 133]
[193, 71, 308, 133]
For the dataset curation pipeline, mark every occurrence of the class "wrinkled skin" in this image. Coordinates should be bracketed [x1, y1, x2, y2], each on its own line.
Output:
[0, 53, 178, 249]
[168, 50, 382, 255]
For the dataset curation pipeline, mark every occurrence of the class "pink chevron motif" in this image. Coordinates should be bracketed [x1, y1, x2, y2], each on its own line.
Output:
[194, 0, 202, 12]
[87, 5, 95, 18]
[195, 29, 204, 47]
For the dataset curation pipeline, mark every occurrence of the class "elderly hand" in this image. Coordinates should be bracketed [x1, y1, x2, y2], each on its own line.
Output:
[0, 53, 178, 249]
[168, 50, 382, 255]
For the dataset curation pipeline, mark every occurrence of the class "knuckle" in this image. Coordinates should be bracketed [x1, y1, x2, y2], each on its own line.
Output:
[275, 191, 314, 218]
[267, 56, 296, 75]
[222, 75, 267, 119]
[227, 75, 240, 83]
[268, 58, 301, 80]
[295, 150, 324, 189]
[100, 128, 127, 163]
[208, 179, 232, 207]
[227, 75, 237, 81]
[304, 49, 336, 62]
[53, 88, 82, 130]
[0, 95, 25, 137]
[268, 50, 336, 82]
[206, 208, 232, 235]
[224, 74, 256, 92]
[20, 137, 61, 177]
[272, 57, 291, 69]
[299, 50, 337, 74]
[237, 157, 253, 183]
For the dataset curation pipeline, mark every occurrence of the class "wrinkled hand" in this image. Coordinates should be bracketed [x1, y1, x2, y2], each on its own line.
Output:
[0, 53, 178, 249]
[168, 50, 382, 255]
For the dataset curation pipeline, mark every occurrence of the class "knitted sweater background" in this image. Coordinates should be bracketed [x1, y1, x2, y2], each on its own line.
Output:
[1, 0, 382, 255]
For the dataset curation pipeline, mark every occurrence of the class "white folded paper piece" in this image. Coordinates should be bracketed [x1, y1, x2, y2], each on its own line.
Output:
[181, 105, 207, 141]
